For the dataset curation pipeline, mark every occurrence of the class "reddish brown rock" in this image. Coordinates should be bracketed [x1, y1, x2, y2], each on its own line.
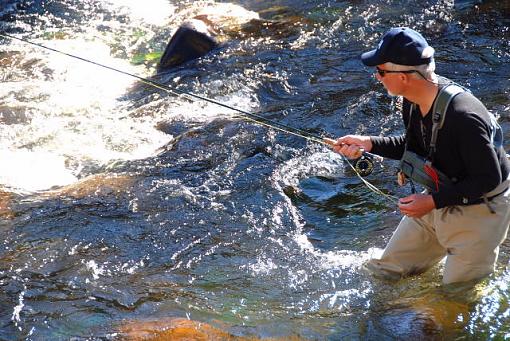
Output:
[118, 317, 305, 341]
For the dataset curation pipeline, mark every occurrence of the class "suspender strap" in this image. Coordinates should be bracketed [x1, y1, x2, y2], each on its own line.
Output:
[429, 84, 464, 160]
[403, 103, 416, 156]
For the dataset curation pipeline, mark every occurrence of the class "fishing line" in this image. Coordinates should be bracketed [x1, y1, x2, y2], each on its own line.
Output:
[0, 32, 398, 203]
[0, 33, 322, 142]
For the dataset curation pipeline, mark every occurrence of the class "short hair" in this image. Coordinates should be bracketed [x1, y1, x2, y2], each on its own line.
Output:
[384, 60, 437, 82]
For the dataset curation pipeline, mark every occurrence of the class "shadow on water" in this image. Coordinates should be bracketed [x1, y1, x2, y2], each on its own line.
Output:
[0, 0, 509, 339]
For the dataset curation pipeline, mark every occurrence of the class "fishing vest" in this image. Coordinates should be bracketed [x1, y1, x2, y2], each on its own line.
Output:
[399, 83, 505, 210]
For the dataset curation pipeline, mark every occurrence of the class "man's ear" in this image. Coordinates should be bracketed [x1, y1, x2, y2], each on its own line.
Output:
[400, 73, 410, 84]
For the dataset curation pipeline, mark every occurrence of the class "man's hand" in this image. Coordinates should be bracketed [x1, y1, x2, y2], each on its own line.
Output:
[324, 135, 373, 159]
[398, 193, 436, 218]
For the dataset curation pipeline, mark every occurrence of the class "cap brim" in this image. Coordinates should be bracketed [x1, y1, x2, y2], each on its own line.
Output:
[361, 49, 383, 67]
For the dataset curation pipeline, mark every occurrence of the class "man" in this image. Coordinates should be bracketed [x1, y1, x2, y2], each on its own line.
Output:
[331, 27, 510, 284]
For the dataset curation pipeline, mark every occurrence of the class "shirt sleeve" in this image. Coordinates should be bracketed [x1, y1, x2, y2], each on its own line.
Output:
[370, 135, 406, 160]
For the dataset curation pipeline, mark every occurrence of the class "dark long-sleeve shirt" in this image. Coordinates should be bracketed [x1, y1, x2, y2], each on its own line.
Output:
[370, 88, 509, 208]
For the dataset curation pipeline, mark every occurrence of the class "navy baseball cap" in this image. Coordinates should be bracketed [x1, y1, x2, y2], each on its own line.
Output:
[361, 27, 434, 66]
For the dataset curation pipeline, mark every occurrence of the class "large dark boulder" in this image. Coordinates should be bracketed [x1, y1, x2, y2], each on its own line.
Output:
[157, 19, 218, 72]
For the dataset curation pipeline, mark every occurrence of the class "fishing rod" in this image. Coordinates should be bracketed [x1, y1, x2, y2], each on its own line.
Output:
[0, 33, 325, 144]
[0, 32, 397, 203]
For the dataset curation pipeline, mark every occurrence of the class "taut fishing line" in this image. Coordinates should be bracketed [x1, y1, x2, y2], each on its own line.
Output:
[0, 32, 398, 204]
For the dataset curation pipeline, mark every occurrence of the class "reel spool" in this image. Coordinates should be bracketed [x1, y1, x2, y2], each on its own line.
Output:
[353, 154, 374, 177]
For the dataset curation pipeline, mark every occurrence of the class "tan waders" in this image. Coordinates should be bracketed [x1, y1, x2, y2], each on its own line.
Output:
[366, 181, 510, 284]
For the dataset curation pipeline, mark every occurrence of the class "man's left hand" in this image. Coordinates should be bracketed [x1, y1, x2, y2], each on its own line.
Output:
[398, 193, 436, 218]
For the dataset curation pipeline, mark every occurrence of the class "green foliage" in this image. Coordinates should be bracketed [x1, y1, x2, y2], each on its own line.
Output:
[131, 51, 162, 65]
[42, 31, 70, 40]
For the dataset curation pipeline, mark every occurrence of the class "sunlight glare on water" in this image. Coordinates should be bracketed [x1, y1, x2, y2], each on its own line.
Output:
[0, 150, 76, 191]
[42, 39, 141, 108]
[103, 0, 175, 26]
[0, 38, 171, 191]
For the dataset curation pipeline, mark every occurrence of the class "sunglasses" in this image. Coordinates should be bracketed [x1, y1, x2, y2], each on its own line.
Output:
[375, 67, 418, 77]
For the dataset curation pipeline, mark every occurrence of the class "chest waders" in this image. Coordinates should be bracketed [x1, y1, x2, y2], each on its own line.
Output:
[399, 83, 504, 213]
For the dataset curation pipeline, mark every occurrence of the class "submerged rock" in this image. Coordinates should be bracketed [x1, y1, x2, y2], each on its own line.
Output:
[454, 0, 483, 11]
[0, 173, 136, 220]
[45, 173, 136, 199]
[0, 189, 14, 219]
[118, 317, 305, 340]
[119, 318, 233, 340]
[368, 292, 470, 339]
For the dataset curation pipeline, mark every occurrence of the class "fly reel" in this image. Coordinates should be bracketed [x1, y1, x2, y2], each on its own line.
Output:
[353, 154, 374, 177]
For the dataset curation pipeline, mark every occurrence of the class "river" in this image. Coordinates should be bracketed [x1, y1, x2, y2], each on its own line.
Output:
[0, 0, 509, 339]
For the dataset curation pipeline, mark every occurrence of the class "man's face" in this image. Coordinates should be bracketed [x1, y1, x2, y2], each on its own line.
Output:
[374, 64, 403, 97]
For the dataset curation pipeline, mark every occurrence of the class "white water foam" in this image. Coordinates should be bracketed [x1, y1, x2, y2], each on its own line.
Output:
[0, 38, 170, 191]
[103, 0, 176, 26]
[0, 150, 77, 191]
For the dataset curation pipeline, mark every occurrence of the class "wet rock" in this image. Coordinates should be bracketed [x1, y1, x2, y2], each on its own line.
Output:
[157, 3, 259, 72]
[0, 105, 31, 124]
[478, 0, 510, 13]
[175, 2, 260, 36]
[0, 173, 136, 221]
[156, 118, 270, 164]
[155, 120, 199, 136]
[368, 294, 470, 339]
[0, 189, 14, 219]
[119, 318, 233, 340]
[157, 19, 219, 71]
[156, 3, 304, 71]
[46, 173, 136, 199]
[454, 0, 483, 11]
[118, 317, 305, 340]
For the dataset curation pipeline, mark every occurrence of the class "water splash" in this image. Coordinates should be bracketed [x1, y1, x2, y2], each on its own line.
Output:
[0, 37, 170, 190]
[103, 0, 175, 26]
[0, 149, 76, 191]
[11, 289, 25, 331]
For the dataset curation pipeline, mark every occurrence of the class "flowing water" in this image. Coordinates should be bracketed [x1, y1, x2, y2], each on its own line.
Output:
[0, 0, 509, 339]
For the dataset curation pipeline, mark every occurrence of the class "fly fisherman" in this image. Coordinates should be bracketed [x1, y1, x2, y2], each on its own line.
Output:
[331, 27, 510, 284]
